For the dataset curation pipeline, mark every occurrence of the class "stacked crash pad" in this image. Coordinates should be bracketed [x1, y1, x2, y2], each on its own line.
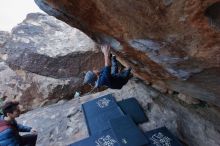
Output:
[82, 94, 123, 135]
[69, 94, 182, 146]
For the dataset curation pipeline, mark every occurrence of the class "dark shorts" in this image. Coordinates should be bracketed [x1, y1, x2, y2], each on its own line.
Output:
[20, 133, 38, 146]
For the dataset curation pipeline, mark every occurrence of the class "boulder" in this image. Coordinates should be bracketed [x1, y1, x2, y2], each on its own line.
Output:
[3, 13, 103, 78]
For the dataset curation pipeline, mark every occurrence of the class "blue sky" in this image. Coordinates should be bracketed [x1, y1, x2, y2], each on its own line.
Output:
[0, 0, 44, 31]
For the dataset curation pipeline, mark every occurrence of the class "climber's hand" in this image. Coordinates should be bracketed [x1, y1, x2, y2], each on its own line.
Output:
[101, 45, 111, 56]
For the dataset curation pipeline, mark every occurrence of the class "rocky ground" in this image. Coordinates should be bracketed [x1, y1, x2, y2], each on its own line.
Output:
[18, 78, 220, 146]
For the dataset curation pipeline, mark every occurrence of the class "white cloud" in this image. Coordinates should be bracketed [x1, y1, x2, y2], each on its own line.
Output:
[0, 0, 45, 31]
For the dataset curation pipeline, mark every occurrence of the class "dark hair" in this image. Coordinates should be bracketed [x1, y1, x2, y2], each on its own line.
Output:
[1, 101, 19, 116]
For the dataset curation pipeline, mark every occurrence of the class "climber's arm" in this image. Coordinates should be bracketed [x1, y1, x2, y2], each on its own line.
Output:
[101, 45, 111, 67]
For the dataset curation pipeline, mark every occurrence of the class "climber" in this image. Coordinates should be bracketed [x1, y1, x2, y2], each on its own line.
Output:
[84, 45, 131, 91]
[0, 100, 38, 146]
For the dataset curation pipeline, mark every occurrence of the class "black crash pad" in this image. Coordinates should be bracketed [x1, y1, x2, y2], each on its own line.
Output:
[118, 98, 148, 124]
[110, 116, 149, 146]
[82, 94, 119, 118]
[69, 129, 120, 146]
[144, 127, 183, 146]
[82, 94, 124, 135]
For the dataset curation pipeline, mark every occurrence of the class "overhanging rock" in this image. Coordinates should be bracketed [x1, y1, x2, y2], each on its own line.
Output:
[34, 0, 220, 107]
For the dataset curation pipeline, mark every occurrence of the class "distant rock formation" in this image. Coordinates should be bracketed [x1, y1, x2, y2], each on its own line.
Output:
[2, 13, 103, 78]
[0, 13, 103, 111]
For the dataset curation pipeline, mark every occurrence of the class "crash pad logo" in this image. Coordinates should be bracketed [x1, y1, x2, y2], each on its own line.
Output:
[122, 138, 128, 144]
[95, 135, 117, 146]
[97, 98, 111, 108]
[150, 132, 172, 146]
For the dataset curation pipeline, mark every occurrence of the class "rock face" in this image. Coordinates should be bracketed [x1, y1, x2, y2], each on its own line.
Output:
[0, 62, 73, 111]
[0, 31, 10, 61]
[18, 79, 220, 146]
[0, 13, 104, 110]
[34, 0, 220, 107]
